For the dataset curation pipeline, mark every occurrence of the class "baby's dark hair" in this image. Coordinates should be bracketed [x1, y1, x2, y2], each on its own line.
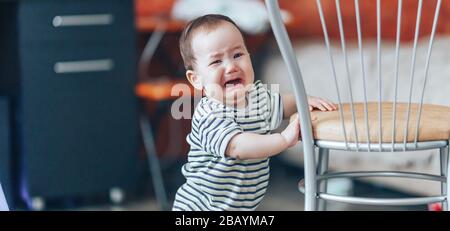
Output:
[179, 14, 245, 71]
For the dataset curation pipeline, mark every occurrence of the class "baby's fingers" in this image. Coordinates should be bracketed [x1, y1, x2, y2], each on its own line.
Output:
[319, 99, 337, 111]
[324, 100, 337, 110]
[315, 103, 327, 111]
[290, 113, 299, 123]
[321, 101, 334, 111]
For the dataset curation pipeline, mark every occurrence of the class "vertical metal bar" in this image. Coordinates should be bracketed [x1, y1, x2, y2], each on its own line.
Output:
[336, 0, 359, 151]
[317, 148, 329, 211]
[316, 0, 349, 150]
[140, 114, 170, 211]
[354, 0, 370, 152]
[138, 22, 169, 211]
[446, 140, 450, 211]
[392, 0, 403, 151]
[266, 0, 317, 211]
[403, 0, 423, 151]
[440, 145, 448, 211]
[139, 24, 166, 79]
[377, 0, 382, 152]
[414, 0, 442, 147]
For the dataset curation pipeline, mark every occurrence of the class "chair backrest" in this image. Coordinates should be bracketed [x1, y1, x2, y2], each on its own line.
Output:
[266, 0, 444, 152]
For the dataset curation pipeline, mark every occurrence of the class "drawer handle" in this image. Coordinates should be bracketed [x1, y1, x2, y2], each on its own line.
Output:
[52, 14, 113, 27]
[54, 59, 114, 73]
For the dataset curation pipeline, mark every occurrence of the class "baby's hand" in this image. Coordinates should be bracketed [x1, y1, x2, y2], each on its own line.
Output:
[281, 117, 300, 148]
[308, 96, 337, 112]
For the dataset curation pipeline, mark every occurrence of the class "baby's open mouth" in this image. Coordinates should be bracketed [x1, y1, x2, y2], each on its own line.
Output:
[223, 78, 243, 88]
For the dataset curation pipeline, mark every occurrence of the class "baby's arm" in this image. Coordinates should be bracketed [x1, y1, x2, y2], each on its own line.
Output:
[225, 118, 300, 160]
[282, 94, 337, 119]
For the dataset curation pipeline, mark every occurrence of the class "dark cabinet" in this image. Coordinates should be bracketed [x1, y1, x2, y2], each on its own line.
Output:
[0, 98, 12, 209]
[0, 0, 141, 210]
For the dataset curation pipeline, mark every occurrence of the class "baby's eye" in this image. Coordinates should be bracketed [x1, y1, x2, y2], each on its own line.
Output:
[209, 60, 221, 66]
[234, 52, 244, 59]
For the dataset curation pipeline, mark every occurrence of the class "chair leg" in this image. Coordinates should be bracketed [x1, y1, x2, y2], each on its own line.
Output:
[303, 146, 317, 211]
[140, 114, 169, 211]
[444, 141, 450, 211]
[316, 148, 329, 211]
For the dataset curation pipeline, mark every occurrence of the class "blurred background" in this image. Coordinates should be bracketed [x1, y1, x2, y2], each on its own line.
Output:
[0, 0, 449, 211]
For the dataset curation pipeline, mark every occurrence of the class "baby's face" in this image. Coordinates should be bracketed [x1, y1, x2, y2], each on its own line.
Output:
[188, 21, 254, 107]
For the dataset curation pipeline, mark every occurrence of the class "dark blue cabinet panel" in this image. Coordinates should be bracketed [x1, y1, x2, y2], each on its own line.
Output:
[0, 0, 141, 209]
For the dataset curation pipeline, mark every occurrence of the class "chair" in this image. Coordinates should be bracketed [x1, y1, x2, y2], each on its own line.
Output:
[135, 16, 197, 211]
[265, 0, 450, 210]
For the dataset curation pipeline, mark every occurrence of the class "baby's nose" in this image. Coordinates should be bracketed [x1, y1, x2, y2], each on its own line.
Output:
[225, 60, 238, 73]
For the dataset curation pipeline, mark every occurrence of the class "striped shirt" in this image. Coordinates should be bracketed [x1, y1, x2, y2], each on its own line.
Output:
[172, 81, 283, 211]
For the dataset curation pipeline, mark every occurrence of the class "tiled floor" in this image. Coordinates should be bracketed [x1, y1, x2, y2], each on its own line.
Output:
[256, 156, 427, 211]
[76, 155, 428, 211]
[12, 154, 429, 211]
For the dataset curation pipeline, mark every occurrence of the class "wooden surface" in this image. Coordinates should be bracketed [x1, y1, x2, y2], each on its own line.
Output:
[292, 102, 450, 142]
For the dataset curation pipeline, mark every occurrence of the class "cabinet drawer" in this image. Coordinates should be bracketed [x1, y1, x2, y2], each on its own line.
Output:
[19, 42, 136, 82]
[18, 0, 134, 45]
[18, 44, 138, 172]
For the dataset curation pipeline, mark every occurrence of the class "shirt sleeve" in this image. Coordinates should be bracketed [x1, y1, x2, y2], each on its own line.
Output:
[198, 111, 243, 158]
[267, 90, 284, 131]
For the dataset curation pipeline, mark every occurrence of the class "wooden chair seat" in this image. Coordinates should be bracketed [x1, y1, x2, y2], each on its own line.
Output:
[309, 102, 450, 143]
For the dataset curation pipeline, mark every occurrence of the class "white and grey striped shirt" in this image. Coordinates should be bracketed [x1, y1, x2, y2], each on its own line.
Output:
[172, 81, 283, 211]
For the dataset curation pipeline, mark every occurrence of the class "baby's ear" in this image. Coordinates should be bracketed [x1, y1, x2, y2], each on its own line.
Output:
[186, 70, 203, 91]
